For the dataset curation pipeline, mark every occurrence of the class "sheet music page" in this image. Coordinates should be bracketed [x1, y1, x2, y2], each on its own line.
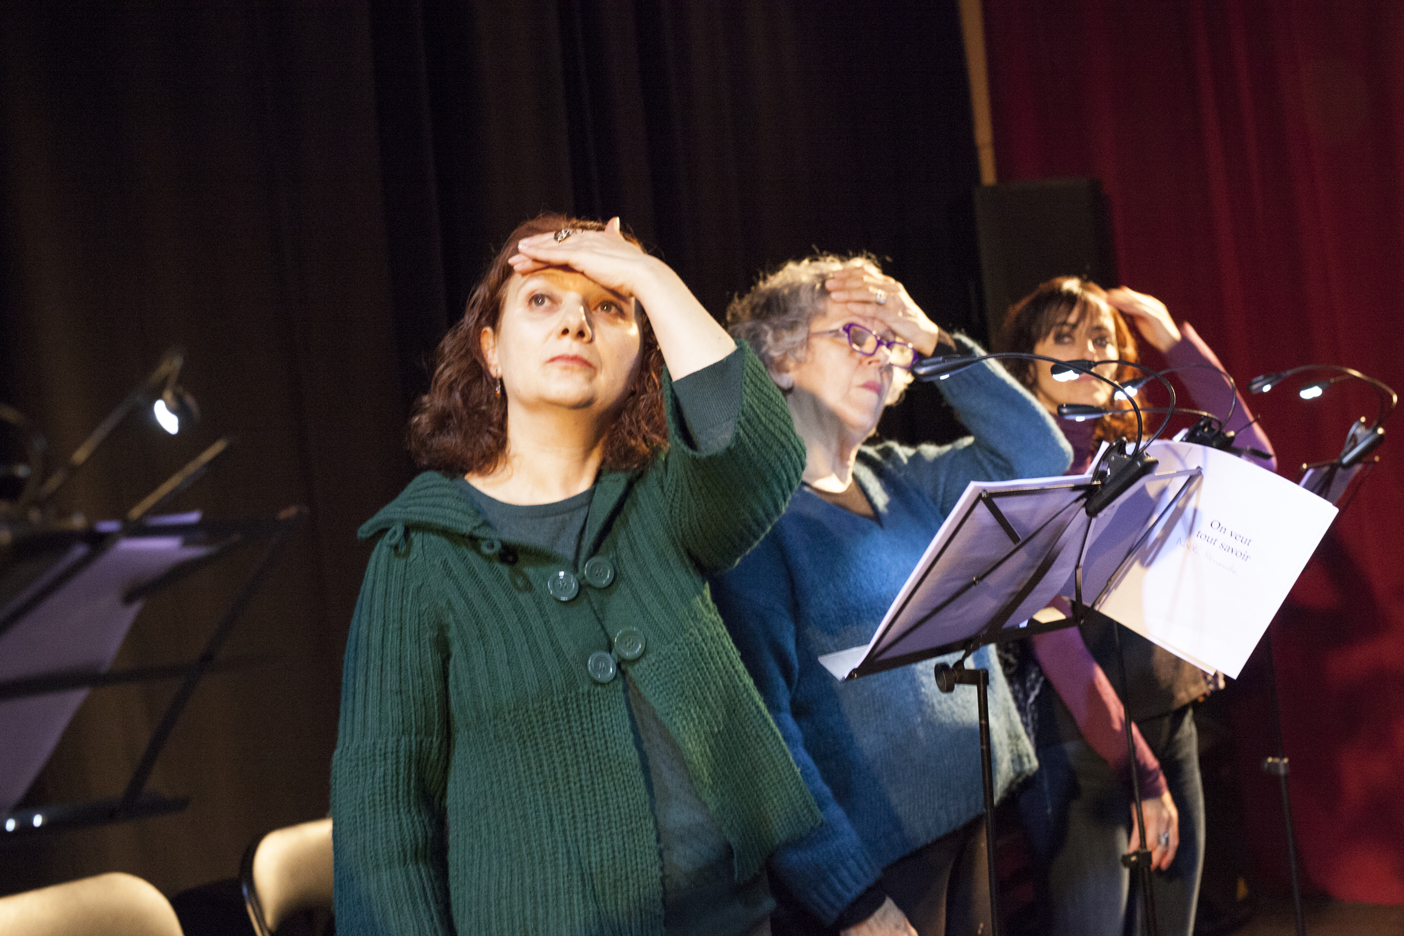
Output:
[0, 528, 213, 815]
[818, 470, 1095, 680]
[1094, 440, 1338, 678]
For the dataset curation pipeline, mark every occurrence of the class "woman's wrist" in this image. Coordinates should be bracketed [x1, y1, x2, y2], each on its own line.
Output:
[904, 320, 948, 358]
[620, 254, 681, 308]
[632, 259, 736, 378]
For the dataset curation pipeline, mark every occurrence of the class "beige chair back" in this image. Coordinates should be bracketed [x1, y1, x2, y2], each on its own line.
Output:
[0, 872, 183, 936]
[241, 817, 333, 935]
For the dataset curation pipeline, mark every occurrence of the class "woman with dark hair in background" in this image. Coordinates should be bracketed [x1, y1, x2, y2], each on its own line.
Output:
[331, 214, 820, 936]
[998, 277, 1275, 936]
[710, 255, 1072, 936]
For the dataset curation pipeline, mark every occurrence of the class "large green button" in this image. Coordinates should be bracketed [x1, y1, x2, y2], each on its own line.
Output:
[587, 651, 617, 684]
[547, 570, 579, 602]
[583, 556, 616, 588]
[613, 627, 646, 661]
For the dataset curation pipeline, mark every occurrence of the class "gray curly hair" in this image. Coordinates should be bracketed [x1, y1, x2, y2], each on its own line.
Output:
[726, 253, 912, 405]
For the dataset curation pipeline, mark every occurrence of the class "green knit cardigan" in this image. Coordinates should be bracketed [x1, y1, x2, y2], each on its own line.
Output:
[331, 345, 821, 935]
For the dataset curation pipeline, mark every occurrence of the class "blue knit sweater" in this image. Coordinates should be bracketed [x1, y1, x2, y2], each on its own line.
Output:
[709, 342, 1073, 924]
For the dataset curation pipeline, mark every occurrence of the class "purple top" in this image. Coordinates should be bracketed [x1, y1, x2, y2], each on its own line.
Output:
[1034, 322, 1276, 797]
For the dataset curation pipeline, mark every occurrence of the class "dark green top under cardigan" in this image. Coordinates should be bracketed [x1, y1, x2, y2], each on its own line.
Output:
[331, 343, 822, 936]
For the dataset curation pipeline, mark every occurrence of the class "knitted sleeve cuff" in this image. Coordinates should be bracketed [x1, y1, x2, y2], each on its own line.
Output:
[670, 344, 745, 455]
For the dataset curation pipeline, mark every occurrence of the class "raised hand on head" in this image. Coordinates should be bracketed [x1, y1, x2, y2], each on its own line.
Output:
[509, 217, 652, 300]
[510, 216, 734, 379]
[1105, 286, 1182, 353]
[823, 260, 946, 358]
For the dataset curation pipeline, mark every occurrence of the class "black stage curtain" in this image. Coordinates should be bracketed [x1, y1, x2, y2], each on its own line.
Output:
[0, 1, 978, 894]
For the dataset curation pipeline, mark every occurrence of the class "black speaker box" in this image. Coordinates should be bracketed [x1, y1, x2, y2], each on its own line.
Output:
[967, 178, 1118, 346]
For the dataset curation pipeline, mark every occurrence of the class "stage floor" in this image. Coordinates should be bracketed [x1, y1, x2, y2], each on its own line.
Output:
[1231, 898, 1404, 935]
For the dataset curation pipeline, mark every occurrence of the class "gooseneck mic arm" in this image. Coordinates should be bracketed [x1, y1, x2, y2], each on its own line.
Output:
[913, 351, 1161, 455]
[1249, 364, 1395, 469]
[32, 348, 198, 510]
[912, 351, 1170, 516]
[1249, 364, 1396, 429]
[1121, 362, 1242, 427]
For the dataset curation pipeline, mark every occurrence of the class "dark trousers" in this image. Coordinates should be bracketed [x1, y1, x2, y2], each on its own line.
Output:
[1017, 706, 1205, 936]
[772, 814, 992, 936]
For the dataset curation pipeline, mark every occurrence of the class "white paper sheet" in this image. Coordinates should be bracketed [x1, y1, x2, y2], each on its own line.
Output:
[820, 440, 1338, 682]
[1094, 441, 1337, 678]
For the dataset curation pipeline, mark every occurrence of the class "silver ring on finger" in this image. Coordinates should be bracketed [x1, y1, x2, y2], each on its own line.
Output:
[874, 289, 888, 305]
[1158, 832, 1170, 847]
[554, 228, 575, 243]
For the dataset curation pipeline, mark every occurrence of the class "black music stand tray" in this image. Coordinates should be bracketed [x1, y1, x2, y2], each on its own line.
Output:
[0, 507, 305, 838]
[822, 455, 1204, 936]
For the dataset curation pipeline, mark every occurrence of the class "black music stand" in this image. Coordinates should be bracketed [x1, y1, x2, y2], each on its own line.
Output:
[0, 507, 305, 837]
[822, 453, 1206, 936]
[1254, 433, 1384, 936]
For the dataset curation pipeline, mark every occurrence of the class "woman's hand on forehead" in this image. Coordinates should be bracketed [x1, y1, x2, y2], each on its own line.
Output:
[511, 216, 734, 379]
[822, 261, 945, 358]
[1105, 286, 1182, 353]
[509, 217, 651, 300]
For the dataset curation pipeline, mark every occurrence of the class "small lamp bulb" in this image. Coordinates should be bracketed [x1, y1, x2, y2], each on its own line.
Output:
[153, 398, 180, 435]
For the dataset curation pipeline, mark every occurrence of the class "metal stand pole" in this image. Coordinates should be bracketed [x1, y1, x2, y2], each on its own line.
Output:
[1261, 632, 1307, 936]
[935, 660, 1000, 936]
[1110, 617, 1159, 936]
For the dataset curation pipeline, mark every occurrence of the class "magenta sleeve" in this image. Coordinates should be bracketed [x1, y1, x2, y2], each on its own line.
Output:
[1032, 627, 1168, 799]
[1163, 322, 1277, 471]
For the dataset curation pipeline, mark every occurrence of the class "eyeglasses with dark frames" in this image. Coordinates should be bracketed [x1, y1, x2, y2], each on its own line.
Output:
[810, 322, 919, 370]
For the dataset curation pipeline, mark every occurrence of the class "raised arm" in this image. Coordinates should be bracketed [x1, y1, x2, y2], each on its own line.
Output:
[659, 342, 806, 572]
[882, 334, 1073, 516]
[824, 262, 1072, 511]
[332, 540, 453, 936]
[1106, 287, 1276, 470]
[1165, 322, 1277, 469]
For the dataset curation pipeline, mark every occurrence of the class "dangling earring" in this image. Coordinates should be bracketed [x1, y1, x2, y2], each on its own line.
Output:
[495, 376, 503, 398]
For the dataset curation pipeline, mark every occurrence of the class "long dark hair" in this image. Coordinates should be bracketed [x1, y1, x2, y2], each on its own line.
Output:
[997, 276, 1140, 443]
[407, 214, 667, 474]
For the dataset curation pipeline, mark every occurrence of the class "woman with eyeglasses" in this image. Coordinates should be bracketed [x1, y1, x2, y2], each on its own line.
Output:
[709, 255, 1072, 936]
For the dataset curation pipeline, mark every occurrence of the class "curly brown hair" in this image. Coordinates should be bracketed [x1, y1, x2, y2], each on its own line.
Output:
[407, 214, 667, 475]
[996, 276, 1140, 443]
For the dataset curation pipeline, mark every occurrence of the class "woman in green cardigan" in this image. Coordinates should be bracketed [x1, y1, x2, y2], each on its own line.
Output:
[331, 214, 820, 936]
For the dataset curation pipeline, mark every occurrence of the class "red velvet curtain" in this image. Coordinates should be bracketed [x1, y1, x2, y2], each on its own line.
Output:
[984, 0, 1404, 904]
